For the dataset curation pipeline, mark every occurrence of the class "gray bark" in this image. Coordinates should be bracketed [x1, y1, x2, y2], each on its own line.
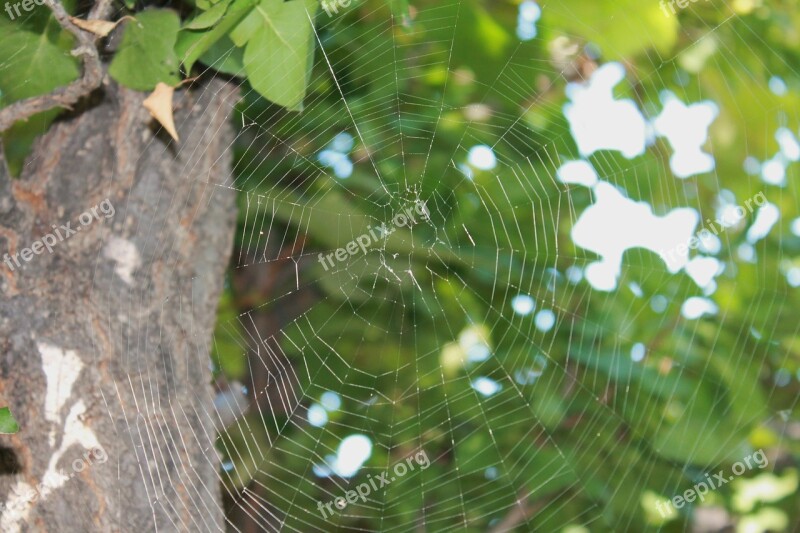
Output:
[0, 77, 237, 532]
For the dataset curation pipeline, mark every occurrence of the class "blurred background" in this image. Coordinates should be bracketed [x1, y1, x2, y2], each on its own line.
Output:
[204, 0, 800, 531]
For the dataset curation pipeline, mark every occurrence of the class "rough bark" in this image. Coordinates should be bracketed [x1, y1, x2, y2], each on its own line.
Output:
[0, 77, 238, 532]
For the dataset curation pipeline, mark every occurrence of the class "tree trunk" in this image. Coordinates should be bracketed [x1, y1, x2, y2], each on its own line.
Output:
[0, 77, 237, 531]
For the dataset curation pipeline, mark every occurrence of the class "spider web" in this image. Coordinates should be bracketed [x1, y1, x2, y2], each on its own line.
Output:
[116, 0, 800, 531]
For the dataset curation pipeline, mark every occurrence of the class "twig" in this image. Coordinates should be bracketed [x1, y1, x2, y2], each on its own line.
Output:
[0, 0, 112, 132]
[488, 489, 564, 533]
[88, 0, 112, 20]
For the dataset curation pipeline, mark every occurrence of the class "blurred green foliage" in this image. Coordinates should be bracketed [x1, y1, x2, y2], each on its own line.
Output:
[1, 0, 799, 529]
[213, 0, 800, 530]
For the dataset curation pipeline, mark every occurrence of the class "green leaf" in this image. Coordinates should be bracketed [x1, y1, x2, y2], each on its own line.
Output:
[0, 21, 79, 104]
[229, 4, 267, 46]
[545, 0, 678, 59]
[11, 0, 77, 35]
[176, 0, 255, 74]
[0, 18, 79, 174]
[109, 9, 181, 91]
[0, 408, 19, 434]
[199, 35, 245, 77]
[242, 0, 318, 110]
[184, 0, 233, 30]
[2, 110, 61, 176]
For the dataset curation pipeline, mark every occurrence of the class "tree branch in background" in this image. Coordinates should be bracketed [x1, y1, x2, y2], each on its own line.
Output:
[489, 490, 565, 533]
[0, 0, 113, 132]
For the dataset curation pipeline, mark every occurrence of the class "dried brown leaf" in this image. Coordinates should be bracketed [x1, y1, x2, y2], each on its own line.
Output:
[143, 82, 179, 142]
[69, 17, 120, 38]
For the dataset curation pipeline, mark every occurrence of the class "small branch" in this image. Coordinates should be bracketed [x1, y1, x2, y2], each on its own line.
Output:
[489, 490, 539, 533]
[88, 0, 113, 20]
[0, 0, 110, 132]
[489, 489, 564, 533]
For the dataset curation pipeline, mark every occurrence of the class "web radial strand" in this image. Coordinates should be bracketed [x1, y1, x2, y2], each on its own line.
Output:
[101, 0, 800, 531]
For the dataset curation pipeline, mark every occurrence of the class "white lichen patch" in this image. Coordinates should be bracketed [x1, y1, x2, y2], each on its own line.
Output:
[0, 402, 101, 533]
[38, 343, 84, 446]
[0, 481, 36, 533]
[103, 237, 141, 285]
[41, 401, 101, 493]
